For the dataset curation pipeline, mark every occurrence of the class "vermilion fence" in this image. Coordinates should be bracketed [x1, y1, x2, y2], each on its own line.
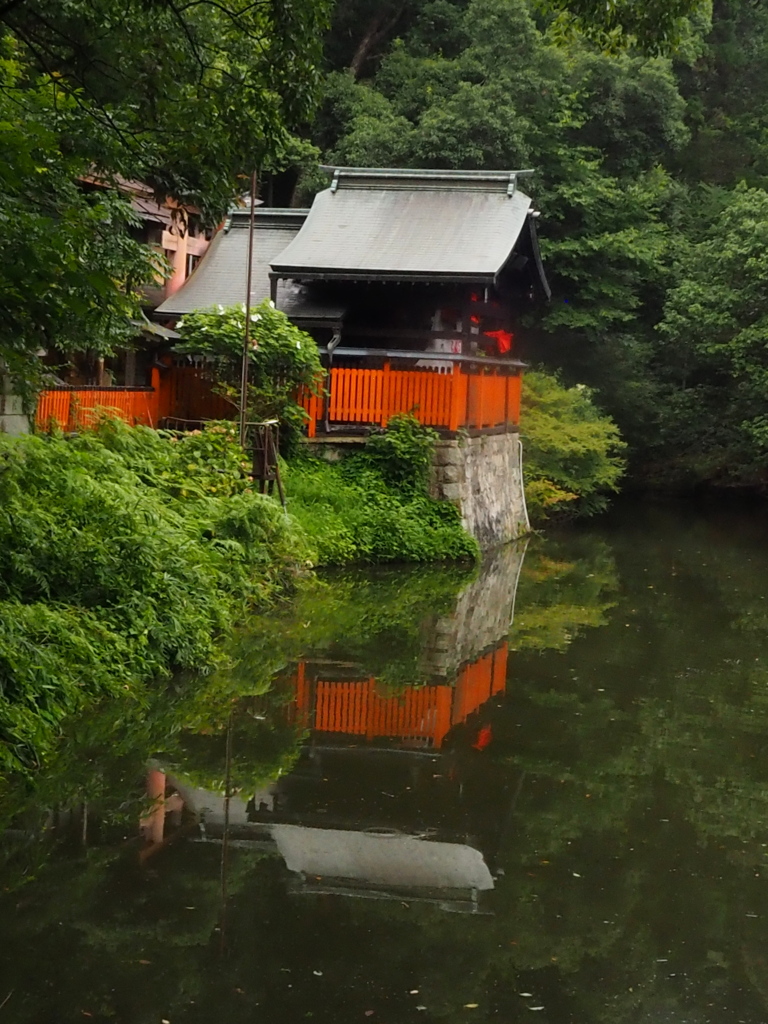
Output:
[36, 365, 234, 432]
[35, 387, 162, 431]
[37, 364, 521, 437]
[292, 643, 508, 750]
[300, 364, 521, 437]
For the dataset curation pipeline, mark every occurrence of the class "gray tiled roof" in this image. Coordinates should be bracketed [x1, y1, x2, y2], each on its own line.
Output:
[271, 167, 535, 283]
[155, 209, 345, 323]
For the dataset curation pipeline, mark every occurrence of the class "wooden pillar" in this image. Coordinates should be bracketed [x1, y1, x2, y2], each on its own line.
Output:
[381, 361, 392, 427]
[448, 363, 464, 432]
[166, 228, 188, 296]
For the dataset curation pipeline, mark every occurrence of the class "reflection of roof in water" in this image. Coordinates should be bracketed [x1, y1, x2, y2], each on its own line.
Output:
[272, 824, 494, 891]
[167, 779, 494, 904]
[294, 643, 507, 750]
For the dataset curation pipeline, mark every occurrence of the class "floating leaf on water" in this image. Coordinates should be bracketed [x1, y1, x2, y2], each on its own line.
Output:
[519, 993, 533, 997]
[528, 1007, 546, 1012]
[410, 990, 419, 995]
[464, 1003, 479, 1008]
[572, 872, 581, 878]
[313, 971, 323, 976]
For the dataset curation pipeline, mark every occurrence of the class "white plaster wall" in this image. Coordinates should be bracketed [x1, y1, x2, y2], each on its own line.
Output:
[0, 375, 30, 435]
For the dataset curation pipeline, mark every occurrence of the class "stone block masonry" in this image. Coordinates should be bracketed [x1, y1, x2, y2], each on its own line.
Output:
[429, 430, 529, 549]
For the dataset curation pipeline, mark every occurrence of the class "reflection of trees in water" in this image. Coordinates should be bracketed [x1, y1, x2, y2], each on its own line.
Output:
[7, 512, 768, 1021]
[510, 533, 619, 653]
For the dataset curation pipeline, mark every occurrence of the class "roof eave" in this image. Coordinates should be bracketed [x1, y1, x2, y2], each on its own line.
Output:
[270, 268, 499, 285]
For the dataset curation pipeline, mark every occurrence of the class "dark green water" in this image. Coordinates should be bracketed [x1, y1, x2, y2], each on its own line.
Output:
[3, 502, 768, 1023]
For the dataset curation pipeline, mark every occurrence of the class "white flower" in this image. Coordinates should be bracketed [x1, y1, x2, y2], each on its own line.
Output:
[218, 304, 224, 313]
[296, 341, 301, 349]
[251, 313, 261, 322]
[240, 302, 247, 312]
[176, 318, 185, 327]
[269, 300, 275, 308]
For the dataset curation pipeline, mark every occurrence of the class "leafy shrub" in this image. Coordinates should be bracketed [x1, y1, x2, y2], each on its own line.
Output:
[359, 414, 438, 492]
[174, 301, 323, 451]
[285, 433, 478, 566]
[521, 369, 627, 521]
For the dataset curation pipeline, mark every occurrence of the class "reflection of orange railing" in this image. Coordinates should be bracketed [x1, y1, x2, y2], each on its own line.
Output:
[294, 644, 508, 749]
[300, 365, 521, 438]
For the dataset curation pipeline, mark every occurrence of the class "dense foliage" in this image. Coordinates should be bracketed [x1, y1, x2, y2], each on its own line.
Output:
[0, 0, 329, 390]
[521, 369, 626, 519]
[0, 419, 308, 777]
[304, 0, 768, 494]
[285, 415, 479, 564]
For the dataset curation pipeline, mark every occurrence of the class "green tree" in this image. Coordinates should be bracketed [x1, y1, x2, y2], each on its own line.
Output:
[655, 183, 768, 486]
[521, 369, 626, 519]
[0, 0, 329, 393]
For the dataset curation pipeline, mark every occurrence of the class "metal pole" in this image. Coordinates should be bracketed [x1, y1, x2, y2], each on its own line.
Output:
[219, 709, 233, 954]
[239, 170, 258, 448]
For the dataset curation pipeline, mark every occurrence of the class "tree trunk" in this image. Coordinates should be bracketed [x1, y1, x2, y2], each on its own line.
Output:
[349, 5, 405, 78]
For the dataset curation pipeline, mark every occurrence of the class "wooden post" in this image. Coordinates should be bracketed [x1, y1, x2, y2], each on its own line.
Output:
[239, 171, 258, 448]
[448, 363, 463, 432]
[271, 426, 286, 509]
[382, 361, 392, 427]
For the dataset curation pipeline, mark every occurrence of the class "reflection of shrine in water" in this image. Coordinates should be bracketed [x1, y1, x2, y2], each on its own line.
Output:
[151, 544, 527, 912]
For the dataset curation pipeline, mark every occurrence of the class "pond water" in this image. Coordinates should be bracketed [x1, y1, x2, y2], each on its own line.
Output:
[3, 501, 768, 1023]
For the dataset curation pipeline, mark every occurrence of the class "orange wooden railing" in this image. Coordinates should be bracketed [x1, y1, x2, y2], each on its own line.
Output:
[300, 364, 521, 437]
[293, 642, 508, 750]
[36, 364, 519, 437]
[36, 365, 234, 432]
[36, 387, 163, 431]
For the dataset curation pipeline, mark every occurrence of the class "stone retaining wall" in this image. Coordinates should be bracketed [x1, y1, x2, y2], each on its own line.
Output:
[429, 430, 528, 549]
